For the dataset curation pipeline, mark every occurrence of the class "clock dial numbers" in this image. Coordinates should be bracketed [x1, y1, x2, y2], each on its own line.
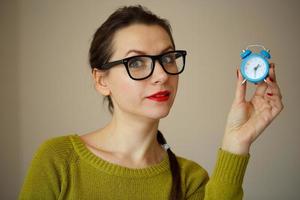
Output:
[244, 57, 267, 80]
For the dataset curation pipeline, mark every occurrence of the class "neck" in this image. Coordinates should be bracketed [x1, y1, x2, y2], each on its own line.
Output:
[96, 110, 165, 166]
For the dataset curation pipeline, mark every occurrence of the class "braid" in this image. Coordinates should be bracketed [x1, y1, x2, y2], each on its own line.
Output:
[157, 130, 182, 200]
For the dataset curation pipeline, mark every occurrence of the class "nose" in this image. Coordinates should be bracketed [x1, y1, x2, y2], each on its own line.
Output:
[151, 60, 168, 84]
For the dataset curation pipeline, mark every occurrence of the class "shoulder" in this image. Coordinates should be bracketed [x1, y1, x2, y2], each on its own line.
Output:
[33, 134, 78, 164]
[176, 156, 208, 180]
[176, 156, 209, 197]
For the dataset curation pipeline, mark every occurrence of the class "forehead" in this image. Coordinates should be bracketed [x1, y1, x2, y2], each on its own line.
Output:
[111, 24, 173, 58]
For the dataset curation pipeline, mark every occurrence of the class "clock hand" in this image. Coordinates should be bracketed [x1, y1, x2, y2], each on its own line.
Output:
[253, 64, 260, 78]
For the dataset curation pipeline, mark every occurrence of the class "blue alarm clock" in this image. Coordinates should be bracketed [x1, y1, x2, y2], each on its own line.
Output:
[240, 44, 271, 84]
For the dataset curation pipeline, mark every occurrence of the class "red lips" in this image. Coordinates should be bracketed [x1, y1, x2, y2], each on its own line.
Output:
[147, 90, 171, 102]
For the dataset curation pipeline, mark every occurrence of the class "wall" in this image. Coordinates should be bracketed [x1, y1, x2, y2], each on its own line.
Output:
[0, 0, 299, 199]
[0, 1, 21, 199]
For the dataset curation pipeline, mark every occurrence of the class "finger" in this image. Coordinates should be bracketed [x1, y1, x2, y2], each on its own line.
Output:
[265, 80, 284, 111]
[265, 91, 282, 102]
[270, 99, 284, 115]
[265, 65, 283, 99]
[268, 63, 277, 82]
[254, 81, 268, 97]
[265, 77, 283, 99]
[234, 68, 247, 103]
[267, 95, 284, 117]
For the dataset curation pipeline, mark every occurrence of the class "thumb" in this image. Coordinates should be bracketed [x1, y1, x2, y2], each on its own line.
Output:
[234, 68, 247, 104]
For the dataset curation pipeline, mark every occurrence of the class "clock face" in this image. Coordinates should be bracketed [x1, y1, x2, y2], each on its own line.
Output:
[241, 54, 269, 83]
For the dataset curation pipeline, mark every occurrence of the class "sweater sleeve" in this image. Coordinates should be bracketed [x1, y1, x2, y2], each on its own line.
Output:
[187, 149, 250, 200]
[18, 139, 66, 200]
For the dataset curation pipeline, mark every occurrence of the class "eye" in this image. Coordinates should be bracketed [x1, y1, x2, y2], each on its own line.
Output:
[161, 54, 176, 65]
[128, 57, 145, 68]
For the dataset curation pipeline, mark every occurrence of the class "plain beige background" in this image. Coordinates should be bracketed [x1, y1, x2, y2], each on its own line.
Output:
[1, 0, 299, 199]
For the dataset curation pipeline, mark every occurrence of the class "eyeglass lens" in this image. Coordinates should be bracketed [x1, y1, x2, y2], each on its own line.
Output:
[127, 52, 184, 79]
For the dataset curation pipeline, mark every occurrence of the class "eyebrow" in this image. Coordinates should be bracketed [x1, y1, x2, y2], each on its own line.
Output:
[124, 45, 174, 57]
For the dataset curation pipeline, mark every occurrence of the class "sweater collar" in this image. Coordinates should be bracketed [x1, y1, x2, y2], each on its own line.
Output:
[70, 134, 170, 178]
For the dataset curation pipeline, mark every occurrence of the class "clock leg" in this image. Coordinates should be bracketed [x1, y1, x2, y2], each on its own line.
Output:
[264, 79, 271, 86]
[241, 79, 247, 85]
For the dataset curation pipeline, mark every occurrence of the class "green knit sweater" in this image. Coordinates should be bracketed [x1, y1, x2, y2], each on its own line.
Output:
[19, 134, 249, 199]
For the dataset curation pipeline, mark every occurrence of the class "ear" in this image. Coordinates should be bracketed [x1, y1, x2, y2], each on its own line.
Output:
[92, 68, 111, 96]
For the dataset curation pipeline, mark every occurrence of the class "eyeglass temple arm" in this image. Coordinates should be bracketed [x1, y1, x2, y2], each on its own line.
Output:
[100, 60, 124, 70]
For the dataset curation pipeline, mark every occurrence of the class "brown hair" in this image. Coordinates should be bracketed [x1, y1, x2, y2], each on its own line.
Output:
[88, 5, 181, 199]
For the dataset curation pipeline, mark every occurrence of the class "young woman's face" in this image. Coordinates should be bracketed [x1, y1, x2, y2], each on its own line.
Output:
[105, 24, 179, 120]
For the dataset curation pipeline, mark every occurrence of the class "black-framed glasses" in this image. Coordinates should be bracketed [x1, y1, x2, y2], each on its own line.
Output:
[98, 50, 187, 80]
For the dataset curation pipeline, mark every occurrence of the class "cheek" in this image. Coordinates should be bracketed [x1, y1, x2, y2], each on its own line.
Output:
[116, 76, 137, 94]
[171, 76, 179, 90]
[109, 72, 144, 105]
[119, 82, 132, 94]
[109, 69, 132, 94]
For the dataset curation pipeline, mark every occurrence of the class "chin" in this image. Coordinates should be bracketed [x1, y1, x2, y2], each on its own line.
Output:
[144, 101, 176, 120]
[142, 108, 172, 120]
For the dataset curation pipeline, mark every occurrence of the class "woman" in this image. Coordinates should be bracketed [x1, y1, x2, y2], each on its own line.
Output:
[19, 5, 283, 200]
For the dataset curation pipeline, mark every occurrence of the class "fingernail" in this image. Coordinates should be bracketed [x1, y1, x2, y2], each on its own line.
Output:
[269, 77, 274, 82]
[272, 63, 275, 68]
[267, 93, 273, 96]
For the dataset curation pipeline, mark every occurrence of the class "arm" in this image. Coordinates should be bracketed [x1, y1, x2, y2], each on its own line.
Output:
[222, 63, 283, 155]
[203, 149, 249, 200]
[18, 140, 64, 200]
[187, 149, 249, 200]
[209, 63, 283, 199]
[188, 63, 283, 200]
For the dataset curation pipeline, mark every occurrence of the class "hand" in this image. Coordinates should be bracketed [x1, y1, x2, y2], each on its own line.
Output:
[222, 63, 284, 155]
